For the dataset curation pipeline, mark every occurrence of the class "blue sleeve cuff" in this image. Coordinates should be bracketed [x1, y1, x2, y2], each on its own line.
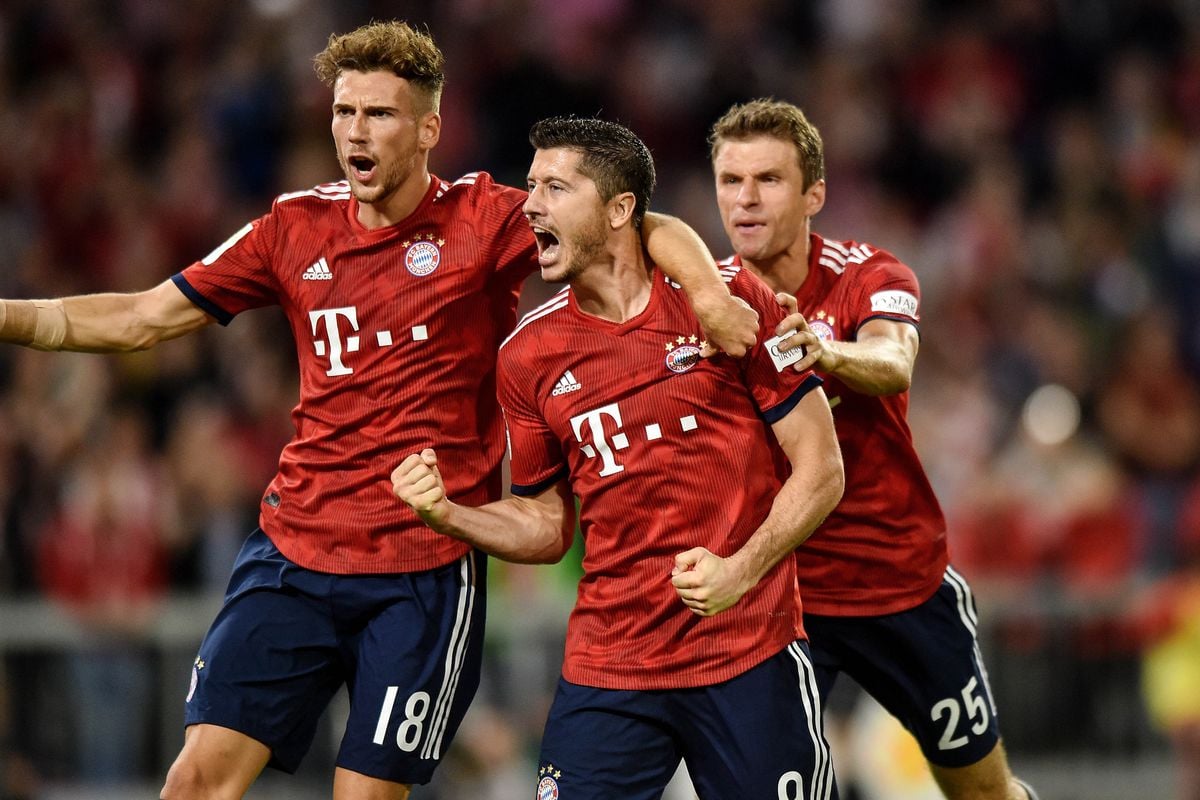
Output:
[761, 374, 824, 424]
[510, 465, 569, 497]
[171, 273, 234, 326]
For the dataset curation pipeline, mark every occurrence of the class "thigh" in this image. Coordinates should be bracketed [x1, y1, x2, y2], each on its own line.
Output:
[679, 642, 838, 800]
[184, 574, 343, 774]
[811, 566, 1002, 768]
[337, 549, 488, 786]
[536, 678, 681, 800]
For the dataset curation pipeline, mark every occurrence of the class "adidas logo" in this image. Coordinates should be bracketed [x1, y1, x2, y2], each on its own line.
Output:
[302, 257, 333, 281]
[551, 370, 582, 396]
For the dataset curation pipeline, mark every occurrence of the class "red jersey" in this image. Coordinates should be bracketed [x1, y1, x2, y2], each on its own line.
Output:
[729, 234, 948, 615]
[498, 264, 822, 690]
[175, 172, 536, 574]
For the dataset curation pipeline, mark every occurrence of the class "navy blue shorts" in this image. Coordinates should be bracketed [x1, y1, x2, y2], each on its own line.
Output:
[183, 529, 486, 785]
[535, 641, 837, 800]
[804, 566, 1001, 768]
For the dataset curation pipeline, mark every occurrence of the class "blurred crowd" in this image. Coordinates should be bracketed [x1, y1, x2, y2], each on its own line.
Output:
[1, 0, 1199, 796]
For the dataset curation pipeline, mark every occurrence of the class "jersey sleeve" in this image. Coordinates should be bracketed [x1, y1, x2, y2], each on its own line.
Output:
[849, 253, 921, 333]
[476, 175, 538, 281]
[172, 211, 282, 324]
[730, 267, 823, 424]
[497, 339, 568, 496]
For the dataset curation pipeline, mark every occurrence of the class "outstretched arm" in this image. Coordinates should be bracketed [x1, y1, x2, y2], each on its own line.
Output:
[671, 387, 844, 616]
[392, 448, 576, 564]
[774, 293, 918, 396]
[0, 279, 213, 353]
[642, 212, 758, 357]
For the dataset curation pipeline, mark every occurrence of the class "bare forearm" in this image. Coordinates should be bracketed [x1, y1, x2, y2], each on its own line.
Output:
[642, 212, 726, 302]
[729, 452, 844, 585]
[823, 337, 914, 396]
[1, 283, 211, 353]
[60, 293, 203, 352]
[436, 493, 573, 564]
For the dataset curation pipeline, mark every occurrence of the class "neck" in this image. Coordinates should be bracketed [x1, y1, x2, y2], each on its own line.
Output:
[356, 165, 432, 229]
[740, 231, 813, 295]
[572, 232, 653, 323]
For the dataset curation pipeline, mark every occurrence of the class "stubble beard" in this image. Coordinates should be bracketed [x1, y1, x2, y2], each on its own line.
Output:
[338, 149, 417, 207]
[550, 214, 609, 284]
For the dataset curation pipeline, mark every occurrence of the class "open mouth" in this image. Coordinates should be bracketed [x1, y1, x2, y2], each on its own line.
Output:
[347, 154, 377, 183]
[531, 226, 561, 266]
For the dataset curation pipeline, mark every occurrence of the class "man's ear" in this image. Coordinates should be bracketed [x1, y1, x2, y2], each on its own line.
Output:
[608, 192, 637, 229]
[419, 111, 442, 151]
[805, 179, 826, 218]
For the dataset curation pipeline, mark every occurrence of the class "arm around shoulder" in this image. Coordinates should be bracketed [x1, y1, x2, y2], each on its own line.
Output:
[642, 212, 758, 357]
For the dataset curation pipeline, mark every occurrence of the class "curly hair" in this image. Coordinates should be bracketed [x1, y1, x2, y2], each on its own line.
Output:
[313, 21, 445, 113]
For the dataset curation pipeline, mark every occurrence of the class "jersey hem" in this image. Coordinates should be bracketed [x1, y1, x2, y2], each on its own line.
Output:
[560, 635, 799, 690]
[800, 571, 944, 617]
[258, 521, 474, 575]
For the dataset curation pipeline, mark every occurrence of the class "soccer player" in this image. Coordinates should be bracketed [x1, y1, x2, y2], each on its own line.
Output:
[0, 22, 758, 800]
[393, 116, 845, 799]
[708, 98, 1040, 800]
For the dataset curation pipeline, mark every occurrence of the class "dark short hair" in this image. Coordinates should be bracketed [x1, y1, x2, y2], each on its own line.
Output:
[529, 116, 656, 229]
[313, 20, 445, 113]
[708, 98, 825, 190]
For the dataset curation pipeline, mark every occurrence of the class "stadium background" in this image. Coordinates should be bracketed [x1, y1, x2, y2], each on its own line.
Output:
[1, 0, 1198, 798]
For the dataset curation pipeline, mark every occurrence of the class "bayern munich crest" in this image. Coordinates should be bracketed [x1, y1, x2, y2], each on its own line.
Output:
[537, 774, 560, 799]
[664, 334, 703, 373]
[810, 310, 836, 341]
[809, 320, 834, 340]
[404, 235, 442, 276]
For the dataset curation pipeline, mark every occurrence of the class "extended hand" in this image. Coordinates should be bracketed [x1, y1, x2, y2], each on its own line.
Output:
[670, 547, 750, 616]
[391, 448, 452, 529]
[773, 292, 829, 373]
[696, 293, 758, 358]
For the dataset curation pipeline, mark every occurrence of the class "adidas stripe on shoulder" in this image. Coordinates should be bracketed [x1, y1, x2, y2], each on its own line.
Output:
[276, 180, 351, 205]
[818, 240, 876, 275]
[500, 287, 570, 350]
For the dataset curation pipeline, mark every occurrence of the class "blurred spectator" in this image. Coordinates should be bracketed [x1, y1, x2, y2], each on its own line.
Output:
[35, 407, 176, 781]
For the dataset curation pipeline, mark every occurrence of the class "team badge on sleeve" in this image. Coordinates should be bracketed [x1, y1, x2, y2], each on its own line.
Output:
[870, 290, 919, 319]
[404, 234, 443, 276]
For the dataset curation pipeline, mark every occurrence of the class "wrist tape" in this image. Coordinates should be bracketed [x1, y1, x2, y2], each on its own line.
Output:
[1, 299, 67, 350]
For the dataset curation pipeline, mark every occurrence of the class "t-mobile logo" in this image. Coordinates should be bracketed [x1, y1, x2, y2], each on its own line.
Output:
[569, 402, 702, 477]
[309, 307, 360, 376]
[570, 402, 630, 477]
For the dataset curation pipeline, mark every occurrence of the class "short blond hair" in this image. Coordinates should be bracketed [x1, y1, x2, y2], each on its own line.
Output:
[708, 99, 825, 190]
[313, 21, 445, 113]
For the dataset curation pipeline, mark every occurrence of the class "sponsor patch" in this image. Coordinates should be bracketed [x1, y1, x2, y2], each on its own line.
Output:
[869, 290, 918, 319]
[765, 330, 807, 372]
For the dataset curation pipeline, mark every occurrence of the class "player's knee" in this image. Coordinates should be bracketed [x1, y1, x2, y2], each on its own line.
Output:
[160, 756, 235, 800]
[931, 760, 1016, 800]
